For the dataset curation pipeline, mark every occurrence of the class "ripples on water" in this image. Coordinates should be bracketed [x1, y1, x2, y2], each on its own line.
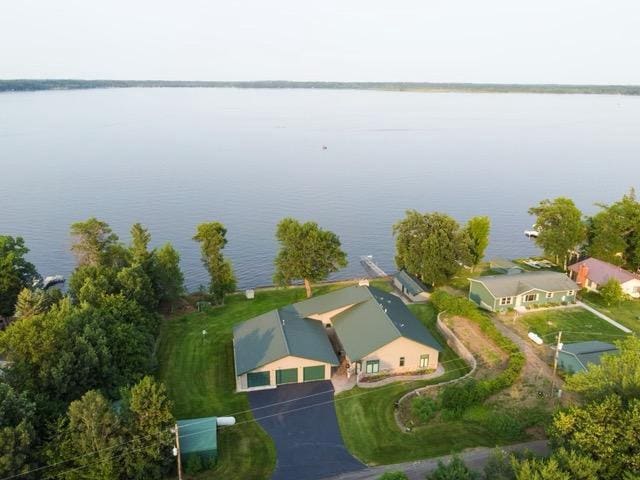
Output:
[1, 88, 639, 289]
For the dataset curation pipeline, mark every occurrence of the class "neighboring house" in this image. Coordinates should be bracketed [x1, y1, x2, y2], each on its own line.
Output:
[489, 258, 524, 275]
[468, 271, 578, 312]
[233, 285, 442, 391]
[392, 270, 430, 302]
[557, 341, 618, 374]
[568, 257, 640, 299]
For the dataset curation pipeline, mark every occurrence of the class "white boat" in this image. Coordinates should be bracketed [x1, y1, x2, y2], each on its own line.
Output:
[42, 275, 65, 289]
[524, 230, 539, 238]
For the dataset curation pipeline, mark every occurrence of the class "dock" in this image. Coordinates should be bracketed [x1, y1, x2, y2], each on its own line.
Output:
[360, 255, 387, 278]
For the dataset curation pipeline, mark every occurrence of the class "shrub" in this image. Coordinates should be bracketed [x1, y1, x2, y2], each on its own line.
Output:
[184, 454, 203, 475]
[378, 472, 409, 480]
[427, 455, 480, 480]
[411, 396, 438, 422]
[440, 380, 482, 415]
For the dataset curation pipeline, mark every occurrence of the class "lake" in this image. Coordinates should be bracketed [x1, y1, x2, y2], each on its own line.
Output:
[1, 88, 639, 290]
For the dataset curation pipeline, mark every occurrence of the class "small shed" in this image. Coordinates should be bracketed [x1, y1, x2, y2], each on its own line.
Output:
[393, 270, 430, 302]
[558, 341, 618, 374]
[177, 416, 218, 467]
[490, 258, 524, 275]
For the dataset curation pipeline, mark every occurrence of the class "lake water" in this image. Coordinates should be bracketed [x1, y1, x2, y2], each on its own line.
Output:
[1, 88, 639, 290]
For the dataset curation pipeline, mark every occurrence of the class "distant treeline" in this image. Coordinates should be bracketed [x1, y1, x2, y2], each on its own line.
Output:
[2, 79, 640, 95]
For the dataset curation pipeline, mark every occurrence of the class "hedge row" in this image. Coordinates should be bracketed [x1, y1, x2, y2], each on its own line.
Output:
[431, 290, 525, 407]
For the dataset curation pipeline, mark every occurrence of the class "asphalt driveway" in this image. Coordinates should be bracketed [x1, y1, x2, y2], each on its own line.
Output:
[248, 380, 365, 480]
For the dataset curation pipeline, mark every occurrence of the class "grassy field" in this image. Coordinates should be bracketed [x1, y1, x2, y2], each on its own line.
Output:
[520, 307, 629, 343]
[157, 282, 347, 480]
[581, 292, 640, 333]
[334, 303, 534, 465]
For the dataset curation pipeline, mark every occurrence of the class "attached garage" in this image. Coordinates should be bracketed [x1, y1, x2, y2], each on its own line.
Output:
[303, 365, 326, 382]
[276, 368, 298, 385]
[247, 371, 270, 388]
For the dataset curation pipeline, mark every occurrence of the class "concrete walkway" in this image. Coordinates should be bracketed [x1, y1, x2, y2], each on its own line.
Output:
[577, 301, 632, 333]
[322, 440, 550, 480]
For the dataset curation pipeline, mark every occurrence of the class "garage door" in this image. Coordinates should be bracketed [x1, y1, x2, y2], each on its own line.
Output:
[247, 371, 270, 388]
[303, 365, 325, 382]
[276, 368, 298, 385]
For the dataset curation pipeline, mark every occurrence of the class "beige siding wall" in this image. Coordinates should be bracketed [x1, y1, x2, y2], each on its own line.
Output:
[307, 304, 357, 326]
[236, 356, 332, 392]
[360, 337, 439, 374]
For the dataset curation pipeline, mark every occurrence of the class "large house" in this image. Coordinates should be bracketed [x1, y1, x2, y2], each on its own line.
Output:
[568, 257, 640, 299]
[468, 271, 578, 312]
[233, 284, 442, 391]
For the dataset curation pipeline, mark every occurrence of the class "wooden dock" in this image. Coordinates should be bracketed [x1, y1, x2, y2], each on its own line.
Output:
[360, 255, 387, 278]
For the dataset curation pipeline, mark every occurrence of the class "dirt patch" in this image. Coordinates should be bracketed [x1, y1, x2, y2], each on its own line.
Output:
[446, 316, 508, 379]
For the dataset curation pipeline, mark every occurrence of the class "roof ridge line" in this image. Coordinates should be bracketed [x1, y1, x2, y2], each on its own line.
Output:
[364, 286, 403, 340]
[275, 308, 291, 356]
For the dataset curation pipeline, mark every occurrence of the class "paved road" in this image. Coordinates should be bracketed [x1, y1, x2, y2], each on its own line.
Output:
[322, 440, 550, 480]
[248, 381, 364, 480]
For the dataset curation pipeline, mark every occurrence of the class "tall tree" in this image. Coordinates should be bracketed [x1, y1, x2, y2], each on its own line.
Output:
[599, 278, 624, 306]
[193, 222, 236, 304]
[70, 218, 120, 267]
[464, 216, 491, 271]
[0, 382, 36, 478]
[587, 189, 640, 271]
[120, 377, 174, 479]
[393, 211, 470, 286]
[0, 236, 39, 317]
[273, 218, 348, 298]
[528, 198, 586, 269]
[129, 223, 152, 265]
[48, 390, 125, 480]
[152, 243, 185, 311]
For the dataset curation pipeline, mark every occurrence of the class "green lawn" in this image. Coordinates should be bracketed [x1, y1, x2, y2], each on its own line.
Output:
[521, 307, 629, 343]
[156, 283, 345, 480]
[581, 292, 640, 333]
[335, 303, 529, 466]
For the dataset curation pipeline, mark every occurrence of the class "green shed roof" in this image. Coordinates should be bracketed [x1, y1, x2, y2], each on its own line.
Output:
[559, 341, 618, 372]
[393, 270, 428, 295]
[233, 307, 338, 375]
[177, 417, 217, 455]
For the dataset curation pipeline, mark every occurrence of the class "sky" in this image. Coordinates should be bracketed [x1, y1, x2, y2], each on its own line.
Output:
[1, 0, 639, 84]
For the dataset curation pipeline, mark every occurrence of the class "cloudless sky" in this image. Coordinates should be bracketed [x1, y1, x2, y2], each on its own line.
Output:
[1, 0, 639, 84]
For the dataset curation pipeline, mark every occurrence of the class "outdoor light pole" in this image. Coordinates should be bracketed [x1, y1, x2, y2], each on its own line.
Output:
[173, 423, 183, 480]
[550, 331, 563, 397]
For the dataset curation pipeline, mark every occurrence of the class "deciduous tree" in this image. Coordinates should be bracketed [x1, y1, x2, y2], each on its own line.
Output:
[599, 278, 624, 306]
[528, 198, 585, 270]
[273, 218, 348, 298]
[0, 236, 39, 317]
[70, 218, 120, 267]
[193, 222, 236, 304]
[464, 216, 491, 271]
[393, 211, 470, 286]
[152, 243, 184, 311]
[0, 382, 35, 478]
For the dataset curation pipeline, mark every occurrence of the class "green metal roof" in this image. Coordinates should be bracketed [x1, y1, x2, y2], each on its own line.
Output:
[559, 341, 618, 372]
[471, 271, 578, 298]
[393, 270, 428, 295]
[233, 307, 338, 375]
[296, 285, 442, 360]
[177, 417, 217, 455]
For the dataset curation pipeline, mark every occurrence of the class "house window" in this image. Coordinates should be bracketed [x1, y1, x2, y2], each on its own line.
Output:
[366, 360, 379, 374]
[567, 290, 575, 296]
[546, 292, 553, 299]
[420, 354, 429, 368]
[399, 357, 405, 367]
[499, 297, 513, 306]
[524, 293, 538, 302]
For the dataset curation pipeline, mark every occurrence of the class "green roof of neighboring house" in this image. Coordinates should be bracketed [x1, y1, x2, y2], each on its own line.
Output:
[559, 341, 618, 372]
[393, 270, 428, 295]
[470, 271, 578, 298]
[295, 285, 442, 360]
[233, 306, 339, 375]
[177, 417, 217, 456]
